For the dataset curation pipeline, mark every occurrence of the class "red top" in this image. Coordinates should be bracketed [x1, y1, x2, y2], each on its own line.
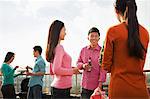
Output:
[102, 23, 149, 99]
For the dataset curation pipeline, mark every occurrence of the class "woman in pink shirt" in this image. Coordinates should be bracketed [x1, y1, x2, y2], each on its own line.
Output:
[77, 27, 107, 99]
[45, 20, 79, 99]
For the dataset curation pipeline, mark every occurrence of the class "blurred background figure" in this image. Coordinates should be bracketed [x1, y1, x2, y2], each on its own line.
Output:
[1, 52, 20, 99]
[27, 46, 46, 99]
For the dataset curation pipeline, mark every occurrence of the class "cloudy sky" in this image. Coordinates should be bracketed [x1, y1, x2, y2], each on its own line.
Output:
[0, 0, 150, 70]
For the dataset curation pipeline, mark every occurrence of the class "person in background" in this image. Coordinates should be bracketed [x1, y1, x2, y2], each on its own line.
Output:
[99, 41, 105, 66]
[27, 46, 46, 99]
[77, 27, 107, 99]
[1, 52, 20, 99]
[46, 20, 79, 99]
[101, 0, 149, 99]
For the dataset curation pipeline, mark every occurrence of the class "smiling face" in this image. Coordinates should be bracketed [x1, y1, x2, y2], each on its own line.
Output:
[88, 32, 100, 47]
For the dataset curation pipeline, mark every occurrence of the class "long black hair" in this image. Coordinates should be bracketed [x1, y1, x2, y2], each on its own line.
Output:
[46, 20, 64, 62]
[115, 0, 145, 59]
[4, 52, 15, 62]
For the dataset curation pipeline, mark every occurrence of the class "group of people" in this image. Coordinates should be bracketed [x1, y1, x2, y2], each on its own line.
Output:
[46, 21, 107, 99]
[0, 0, 150, 99]
[0, 46, 46, 99]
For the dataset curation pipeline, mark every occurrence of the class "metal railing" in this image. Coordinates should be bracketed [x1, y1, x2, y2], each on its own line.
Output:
[0, 70, 150, 98]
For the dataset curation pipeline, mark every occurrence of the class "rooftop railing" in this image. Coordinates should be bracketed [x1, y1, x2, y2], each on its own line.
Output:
[0, 70, 150, 98]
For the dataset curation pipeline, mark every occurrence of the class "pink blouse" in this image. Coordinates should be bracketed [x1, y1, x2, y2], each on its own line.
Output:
[50, 44, 73, 89]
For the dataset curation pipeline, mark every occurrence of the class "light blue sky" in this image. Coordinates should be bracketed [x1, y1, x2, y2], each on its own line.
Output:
[0, 0, 150, 70]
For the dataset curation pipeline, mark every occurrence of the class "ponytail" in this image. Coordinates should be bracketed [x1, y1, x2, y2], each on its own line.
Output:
[127, 0, 145, 59]
[115, 0, 146, 59]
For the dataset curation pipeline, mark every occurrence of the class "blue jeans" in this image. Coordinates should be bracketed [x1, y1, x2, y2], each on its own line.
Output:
[27, 85, 42, 99]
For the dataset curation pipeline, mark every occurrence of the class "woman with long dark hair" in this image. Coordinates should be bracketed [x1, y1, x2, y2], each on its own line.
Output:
[46, 20, 79, 99]
[1, 52, 19, 99]
[101, 0, 149, 99]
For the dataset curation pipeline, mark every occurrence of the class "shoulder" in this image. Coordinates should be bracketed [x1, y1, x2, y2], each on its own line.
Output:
[139, 25, 149, 36]
[139, 24, 149, 43]
[55, 44, 64, 51]
[106, 23, 124, 39]
[40, 57, 46, 63]
[83, 46, 88, 50]
[107, 23, 123, 33]
[1, 63, 8, 68]
[80, 46, 89, 52]
[54, 44, 65, 56]
[1, 63, 9, 71]
[37, 57, 46, 66]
